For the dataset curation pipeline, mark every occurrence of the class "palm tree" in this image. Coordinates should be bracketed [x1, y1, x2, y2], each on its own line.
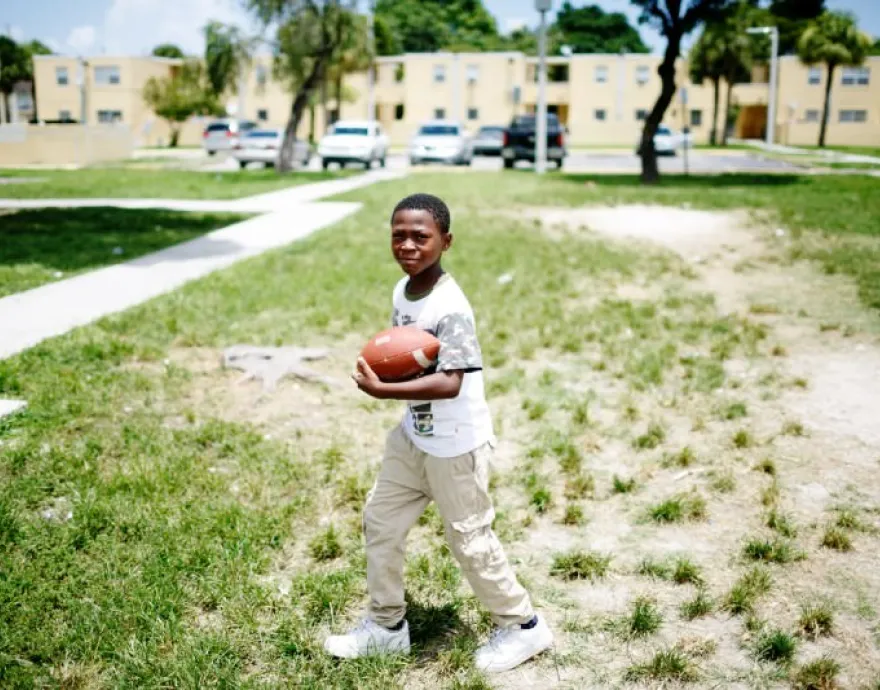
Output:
[203, 21, 255, 104]
[689, 32, 724, 146]
[327, 12, 372, 124]
[797, 11, 872, 147]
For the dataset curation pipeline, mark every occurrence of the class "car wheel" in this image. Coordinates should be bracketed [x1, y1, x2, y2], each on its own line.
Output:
[207, 150, 216, 157]
[409, 158, 418, 166]
[380, 157, 386, 168]
[322, 159, 330, 170]
[503, 158, 514, 169]
[238, 160, 247, 170]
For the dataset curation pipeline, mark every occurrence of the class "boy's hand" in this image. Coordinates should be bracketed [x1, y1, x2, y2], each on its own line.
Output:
[352, 357, 385, 398]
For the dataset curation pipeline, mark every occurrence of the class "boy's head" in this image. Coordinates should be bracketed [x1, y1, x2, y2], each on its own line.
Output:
[390, 193, 453, 277]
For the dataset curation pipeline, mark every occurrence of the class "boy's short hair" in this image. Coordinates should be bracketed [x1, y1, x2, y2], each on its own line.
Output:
[391, 193, 451, 234]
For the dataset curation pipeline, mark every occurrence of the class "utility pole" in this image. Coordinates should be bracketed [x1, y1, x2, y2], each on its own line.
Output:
[747, 26, 779, 146]
[535, 0, 552, 174]
[366, 0, 376, 121]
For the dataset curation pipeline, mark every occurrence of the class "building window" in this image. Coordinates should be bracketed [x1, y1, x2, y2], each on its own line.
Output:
[433, 65, 446, 83]
[257, 108, 268, 121]
[395, 63, 405, 83]
[434, 107, 445, 119]
[594, 108, 606, 121]
[808, 67, 822, 85]
[467, 107, 478, 120]
[395, 103, 404, 120]
[466, 64, 479, 83]
[255, 65, 267, 86]
[59, 109, 72, 121]
[841, 67, 870, 86]
[94, 65, 121, 85]
[635, 65, 650, 84]
[690, 109, 703, 127]
[636, 109, 648, 121]
[804, 109, 820, 122]
[55, 66, 69, 85]
[839, 109, 867, 123]
[549, 64, 569, 83]
[594, 65, 608, 83]
[97, 109, 122, 123]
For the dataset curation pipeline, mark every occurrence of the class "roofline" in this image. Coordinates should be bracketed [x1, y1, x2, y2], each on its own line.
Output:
[33, 54, 185, 64]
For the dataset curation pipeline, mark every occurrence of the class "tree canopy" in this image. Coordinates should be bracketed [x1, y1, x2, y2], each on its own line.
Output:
[555, 2, 649, 54]
[152, 44, 186, 59]
[768, 0, 825, 55]
[142, 60, 220, 146]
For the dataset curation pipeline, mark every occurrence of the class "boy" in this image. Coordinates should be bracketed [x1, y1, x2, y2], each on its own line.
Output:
[323, 193, 553, 673]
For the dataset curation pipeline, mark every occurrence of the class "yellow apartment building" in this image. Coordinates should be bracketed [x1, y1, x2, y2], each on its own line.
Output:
[31, 51, 880, 150]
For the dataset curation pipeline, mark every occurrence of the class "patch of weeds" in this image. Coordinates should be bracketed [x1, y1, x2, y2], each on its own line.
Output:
[819, 322, 840, 333]
[633, 422, 666, 450]
[798, 602, 834, 639]
[732, 429, 753, 449]
[771, 344, 788, 357]
[550, 550, 611, 581]
[766, 510, 797, 538]
[791, 377, 809, 389]
[750, 303, 780, 315]
[782, 421, 806, 437]
[637, 558, 671, 579]
[663, 446, 697, 468]
[550, 436, 583, 476]
[309, 524, 343, 561]
[622, 401, 640, 422]
[672, 557, 704, 585]
[529, 487, 553, 514]
[791, 656, 841, 690]
[570, 401, 591, 427]
[754, 629, 797, 664]
[761, 481, 780, 507]
[336, 474, 368, 510]
[680, 589, 714, 620]
[820, 526, 852, 552]
[624, 647, 699, 683]
[564, 473, 594, 500]
[754, 457, 777, 476]
[720, 401, 748, 420]
[648, 493, 707, 524]
[612, 475, 637, 494]
[522, 398, 548, 421]
[724, 566, 772, 615]
[709, 470, 736, 493]
[743, 537, 803, 564]
[834, 508, 866, 532]
[620, 596, 663, 638]
[561, 503, 585, 526]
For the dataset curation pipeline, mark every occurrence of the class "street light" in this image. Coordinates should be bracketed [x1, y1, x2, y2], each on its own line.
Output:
[747, 26, 779, 147]
[366, 0, 376, 121]
[535, 0, 552, 174]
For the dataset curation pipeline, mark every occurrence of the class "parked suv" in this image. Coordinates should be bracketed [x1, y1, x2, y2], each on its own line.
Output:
[318, 120, 388, 169]
[202, 119, 258, 155]
[501, 114, 566, 169]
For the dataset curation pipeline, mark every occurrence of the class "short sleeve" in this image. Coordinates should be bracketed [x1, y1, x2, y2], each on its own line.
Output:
[435, 312, 483, 372]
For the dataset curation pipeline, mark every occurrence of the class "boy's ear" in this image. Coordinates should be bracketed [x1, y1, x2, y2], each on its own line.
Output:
[444, 232, 453, 250]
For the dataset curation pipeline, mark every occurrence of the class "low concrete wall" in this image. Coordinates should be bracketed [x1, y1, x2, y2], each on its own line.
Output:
[0, 124, 134, 167]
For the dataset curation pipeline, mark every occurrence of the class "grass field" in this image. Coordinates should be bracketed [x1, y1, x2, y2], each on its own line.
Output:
[0, 208, 248, 298]
[1, 171, 879, 688]
[0, 168, 346, 200]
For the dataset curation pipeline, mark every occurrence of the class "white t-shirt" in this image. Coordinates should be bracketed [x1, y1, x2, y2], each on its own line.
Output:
[391, 274, 495, 458]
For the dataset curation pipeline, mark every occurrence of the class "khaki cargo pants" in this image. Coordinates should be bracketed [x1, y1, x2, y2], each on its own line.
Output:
[364, 424, 534, 628]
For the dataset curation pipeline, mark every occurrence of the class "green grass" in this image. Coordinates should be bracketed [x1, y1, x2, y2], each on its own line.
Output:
[618, 596, 663, 638]
[0, 167, 347, 200]
[724, 566, 772, 615]
[798, 602, 834, 639]
[754, 629, 797, 664]
[648, 493, 707, 523]
[680, 589, 714, 620]
[0, 208, 248, 297]
[742, 536, 804, 564]
[550, 550, 611, 581]
[792, 656, 841, 690]
[624, 647, 699, 683]
[820, 526, 852, 552]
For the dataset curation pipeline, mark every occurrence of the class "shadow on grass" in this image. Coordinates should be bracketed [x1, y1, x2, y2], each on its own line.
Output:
[0, 207, 248, 298]
[507, 169, 805, 188]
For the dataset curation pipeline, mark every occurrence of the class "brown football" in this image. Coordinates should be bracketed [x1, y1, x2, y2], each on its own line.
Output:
[360, 326, 441, 382]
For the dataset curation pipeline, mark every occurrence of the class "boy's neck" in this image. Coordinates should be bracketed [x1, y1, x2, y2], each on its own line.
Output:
[406, 263, 445, 298]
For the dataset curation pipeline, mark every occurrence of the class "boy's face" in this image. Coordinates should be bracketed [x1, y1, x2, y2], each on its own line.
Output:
[391, 208, 452, 277]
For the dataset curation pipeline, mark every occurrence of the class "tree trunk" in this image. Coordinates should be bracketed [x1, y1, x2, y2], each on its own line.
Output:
[279, 58, 328, 173]
[321, 72, 329, 134]
[170, 125, 181, 148]
[818, 63, 835, 148]
[721, 79, 733, 146]
[710, 77, 720, 147]
[335, 72, 343, 124]
[309, 104, 316, 144]
[638, 32, 682, 184]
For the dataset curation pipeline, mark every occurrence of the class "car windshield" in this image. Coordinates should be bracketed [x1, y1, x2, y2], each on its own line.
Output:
[419, 125, 459, 136]
[478, 127, 504, 136]
[245, 131, 279, 138]
[657, 127, 672, 135]
[206, 123, 230, 132]
[332, 126, 370, 135]
[512, 114, 559, 127]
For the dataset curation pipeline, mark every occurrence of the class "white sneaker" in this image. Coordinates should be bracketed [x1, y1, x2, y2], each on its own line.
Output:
[475, 616, 554, 673]
[323, 619, 411, 659]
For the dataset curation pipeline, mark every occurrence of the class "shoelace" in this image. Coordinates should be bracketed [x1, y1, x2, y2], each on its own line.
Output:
[485, 627, 513, 651]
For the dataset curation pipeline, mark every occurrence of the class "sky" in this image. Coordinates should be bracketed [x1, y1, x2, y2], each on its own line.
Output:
[3, 0, 879, 57]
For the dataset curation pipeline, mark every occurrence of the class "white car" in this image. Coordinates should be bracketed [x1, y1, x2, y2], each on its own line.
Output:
[231, 128, 311, 169]
[318, 120, 388, 169]
[409, 121, 472, 166]
[202, 119, 258, 155]
[637, 125, 692, 156]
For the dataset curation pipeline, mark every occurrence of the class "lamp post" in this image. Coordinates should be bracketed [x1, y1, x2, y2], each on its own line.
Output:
[535, 0, 552, 174]
[366, 0, 376, 121]
[747, 26, 779, 147]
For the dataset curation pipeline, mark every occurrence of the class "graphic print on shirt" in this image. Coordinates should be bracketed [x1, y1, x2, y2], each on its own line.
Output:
[410, 402, 434, 436]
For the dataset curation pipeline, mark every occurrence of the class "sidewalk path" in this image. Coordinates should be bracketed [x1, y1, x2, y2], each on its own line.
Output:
[0, 169, 404, 362]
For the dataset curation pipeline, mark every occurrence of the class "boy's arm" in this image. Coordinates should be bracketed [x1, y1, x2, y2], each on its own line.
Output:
[352, 357, 463, 400]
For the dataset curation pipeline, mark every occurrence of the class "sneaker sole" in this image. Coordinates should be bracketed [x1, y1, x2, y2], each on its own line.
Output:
[480, 636, 554, 674]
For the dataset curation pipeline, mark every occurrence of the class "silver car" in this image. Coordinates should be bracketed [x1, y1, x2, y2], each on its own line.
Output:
[409, 121, 472, 166]
[202, 119, 258, 155]
[232, 128, 311, 169]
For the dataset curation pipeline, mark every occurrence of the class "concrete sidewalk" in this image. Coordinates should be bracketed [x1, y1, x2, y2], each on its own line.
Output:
[0, 202, 360, 361]
[0, 168, 405, 362]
